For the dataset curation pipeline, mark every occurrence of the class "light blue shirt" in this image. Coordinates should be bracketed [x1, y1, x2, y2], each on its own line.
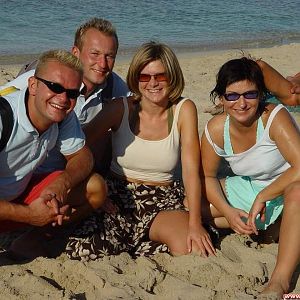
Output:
[0, 88, 85, 200]
[75, 72, 131, 125]
[0, 70, 130, 173]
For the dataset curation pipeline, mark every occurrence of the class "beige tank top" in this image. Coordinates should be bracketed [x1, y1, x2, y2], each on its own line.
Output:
[110, 97, 188, 182]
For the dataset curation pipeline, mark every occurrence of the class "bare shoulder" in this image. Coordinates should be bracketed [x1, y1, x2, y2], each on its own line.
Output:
[206, 113, 226, 137]
[176, 98, 197, 123]
[262, 102, 292, 124]
[201, 113, 226, 149]
[265, 103, 298, 140]
[177, 98, 196, 111]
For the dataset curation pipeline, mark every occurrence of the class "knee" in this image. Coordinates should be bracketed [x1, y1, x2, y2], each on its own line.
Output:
[150, 211, 190, 256]
[163, 230, 189, 256]
[284, 181, 300, 207]
[86, 172, 107, 209]
[168, 239, 189, 256]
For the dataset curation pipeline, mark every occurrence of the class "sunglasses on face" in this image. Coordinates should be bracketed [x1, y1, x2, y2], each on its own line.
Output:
[35, 76, 80, 99]
[138, 73, 168, 82]
[223, 90, 259, 101]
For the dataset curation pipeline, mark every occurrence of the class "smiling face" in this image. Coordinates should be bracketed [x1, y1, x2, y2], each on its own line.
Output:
[138, 60, 170, 106]
[28, 60, 82, 133]
[72, 28, 117, 94]
[221, 80, 260, 126]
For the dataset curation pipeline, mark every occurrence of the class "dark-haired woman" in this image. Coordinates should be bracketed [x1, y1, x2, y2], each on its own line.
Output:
[201, 57, 300, 298]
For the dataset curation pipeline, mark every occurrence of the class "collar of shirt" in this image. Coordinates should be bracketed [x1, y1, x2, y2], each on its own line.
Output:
[79, 80, 108, 106]
[17, 88, 37, 133]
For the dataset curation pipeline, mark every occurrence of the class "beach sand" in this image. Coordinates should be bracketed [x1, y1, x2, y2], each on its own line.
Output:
[0, 43, 299, 299]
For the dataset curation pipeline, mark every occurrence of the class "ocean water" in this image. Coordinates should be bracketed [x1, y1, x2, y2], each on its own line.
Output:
[1, 0, 300, 56]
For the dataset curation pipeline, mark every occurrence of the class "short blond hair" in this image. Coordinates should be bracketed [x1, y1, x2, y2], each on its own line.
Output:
[35, 49, 83, 77]
[74, 18, 118, 51]
[127, 41, 184, 102]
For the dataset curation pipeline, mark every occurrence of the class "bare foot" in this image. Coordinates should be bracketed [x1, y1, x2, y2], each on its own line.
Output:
[257, 291, 281, 300]
[259, 280, 288, 300]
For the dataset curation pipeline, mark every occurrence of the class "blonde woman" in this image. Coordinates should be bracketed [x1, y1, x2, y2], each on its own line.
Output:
[66, 42, 215, 261]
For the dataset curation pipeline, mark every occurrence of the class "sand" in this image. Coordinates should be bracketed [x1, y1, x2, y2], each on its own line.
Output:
[0, 43, 299, 299]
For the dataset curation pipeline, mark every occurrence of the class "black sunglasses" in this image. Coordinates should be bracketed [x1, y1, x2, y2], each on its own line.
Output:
[223, 90, 259, 101]
[35, 76, 80, 99]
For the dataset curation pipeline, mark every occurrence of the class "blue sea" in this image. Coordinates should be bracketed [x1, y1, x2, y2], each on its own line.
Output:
[1, 0, 300, 57]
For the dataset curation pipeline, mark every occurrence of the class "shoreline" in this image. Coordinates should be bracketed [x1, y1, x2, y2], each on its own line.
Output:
[1, 42, 300, 126]
[1, 41, 300, 66]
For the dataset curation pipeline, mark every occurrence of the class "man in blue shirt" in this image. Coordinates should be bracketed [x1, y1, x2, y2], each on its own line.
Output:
[0, 49, 106, 259]
[1, 18, 131, 175]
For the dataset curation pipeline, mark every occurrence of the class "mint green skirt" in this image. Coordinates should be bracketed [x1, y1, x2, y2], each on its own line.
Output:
[225, 175, 283, 230]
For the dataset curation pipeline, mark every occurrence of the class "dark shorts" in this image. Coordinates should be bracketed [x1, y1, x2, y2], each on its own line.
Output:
[66, 177, 186, 261]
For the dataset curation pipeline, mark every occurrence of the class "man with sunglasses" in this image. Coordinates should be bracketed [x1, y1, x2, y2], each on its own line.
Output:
[0, 49, 106, 259]
[0, 17, 130, 175]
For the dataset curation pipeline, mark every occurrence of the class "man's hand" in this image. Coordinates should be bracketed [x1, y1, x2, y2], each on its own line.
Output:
[40, 176, 69, 205]
[287, 72, 300, 94]
[46, 196, 70, 226]
[27, 194, 60, 226]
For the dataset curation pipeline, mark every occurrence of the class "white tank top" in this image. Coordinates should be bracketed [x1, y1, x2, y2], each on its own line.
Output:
[110, 97, 187, 182]
[204, 104, 291, 187]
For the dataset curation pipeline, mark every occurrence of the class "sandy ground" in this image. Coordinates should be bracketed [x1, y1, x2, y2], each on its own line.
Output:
[0, 43, 299, 299]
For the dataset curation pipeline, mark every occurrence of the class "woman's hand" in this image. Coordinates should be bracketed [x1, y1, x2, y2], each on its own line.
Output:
[247, 198, 266, 235]
[224, 207, 254, 235]
[187, 223, 216, 257]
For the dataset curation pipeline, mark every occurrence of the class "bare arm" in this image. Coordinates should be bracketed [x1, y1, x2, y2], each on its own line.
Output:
[64, 145, 94, 188]
[180, 100, 215, 255]
[0, 200, 30, 222]
[255, 108, 300, 201]
[40, 145, 94, 204]
[247, 109, 300, 234]
[257, 60, 300, 106]
[0, 146, 94, 226]
[247, 107, 300, 232]
[0, 194, 58, 226]
[201, 120, 253, 235]
[201, 127, 231, 214]
[83, 97, 124, 146]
